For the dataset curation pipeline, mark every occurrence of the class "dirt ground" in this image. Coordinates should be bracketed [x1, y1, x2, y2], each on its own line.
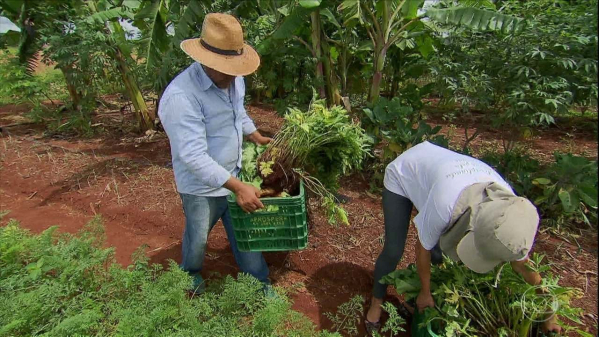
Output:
[1, 102, 597, 336]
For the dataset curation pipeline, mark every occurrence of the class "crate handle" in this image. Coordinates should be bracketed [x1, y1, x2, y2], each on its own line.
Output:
[253, 207, 279, 215]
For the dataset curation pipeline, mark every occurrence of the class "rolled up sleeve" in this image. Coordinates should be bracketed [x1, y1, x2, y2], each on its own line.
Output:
[159, 94, 231, 188]
[236, 77, 257, 135]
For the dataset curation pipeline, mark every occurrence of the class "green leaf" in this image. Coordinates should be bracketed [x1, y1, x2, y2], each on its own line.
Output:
[578, 185, 598, 208]
[299, 0, 321, 9]
[338, 0, 362, 26]
[558, 188, 575, 213]
[401, 0, 424, 20]
[87, 7, 133, 25]
[417, 36, 435, 58]
[329, 46, 338, 61]
[272, 5, 313, 40]
[424, 7, 526, 34]
[458, 0, 496, 10]
[320, 8, 340, 28]
[533, 178, 551, 185]
[134, 0, 170, 69]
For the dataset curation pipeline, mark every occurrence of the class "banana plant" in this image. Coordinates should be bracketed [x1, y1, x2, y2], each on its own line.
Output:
[85, 0, 157, 131]
[267, 0, 344, 105]
[338, 0, 526, 102]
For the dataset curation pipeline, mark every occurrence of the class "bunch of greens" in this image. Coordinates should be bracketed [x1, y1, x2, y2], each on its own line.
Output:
[381, 255, 590, 337]
[240, 142, 268, 190]
[532, 153, 598, 228]
[0, 218, 339, 337]
[256, 97, 370, 225]
[260, 98, 370, 190]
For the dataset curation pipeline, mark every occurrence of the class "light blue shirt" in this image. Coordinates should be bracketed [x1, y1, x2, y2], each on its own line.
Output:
[158, 63, 257, 197]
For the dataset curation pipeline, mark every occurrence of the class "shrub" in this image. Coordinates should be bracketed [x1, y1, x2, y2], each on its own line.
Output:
[0, 217, 338, 337]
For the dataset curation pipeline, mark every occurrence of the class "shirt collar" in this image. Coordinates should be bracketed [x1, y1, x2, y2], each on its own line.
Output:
[194, 62, 216, 92]
[193, 62, 237, 93]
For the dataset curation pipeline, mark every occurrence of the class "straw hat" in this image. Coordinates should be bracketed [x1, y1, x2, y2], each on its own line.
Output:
[180, 13, 260, 76]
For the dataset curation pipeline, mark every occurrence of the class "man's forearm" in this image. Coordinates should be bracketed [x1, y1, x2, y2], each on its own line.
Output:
[223, 176, 245, 194]
[416, 240, 432, 293]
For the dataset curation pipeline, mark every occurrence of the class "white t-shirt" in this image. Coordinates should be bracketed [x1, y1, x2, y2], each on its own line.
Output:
[383, 141, 514, 250]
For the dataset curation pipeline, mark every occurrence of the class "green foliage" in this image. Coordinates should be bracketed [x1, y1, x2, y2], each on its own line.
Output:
[482, 148, 598, 229]
[380, 302, 407, 335]
[240, 142, 269, 189]
[430, 0, 598, 129]
[480, 147, 541, 198]
[259, 97, 369, 225]
[276, 99, 370, 190]
[532, 153, 598, 228]
[324, 295, 364, 337]
[424, 7, 526, 34]
[361, 95, 448, 189]
[0, 218, 338, 337]
[381, 254, 588, 336]
[0, 50, 67, 106]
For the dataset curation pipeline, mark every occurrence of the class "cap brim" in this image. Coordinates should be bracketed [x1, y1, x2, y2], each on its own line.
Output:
[180, 38, 260, 76]
[456, 231, 502, 274]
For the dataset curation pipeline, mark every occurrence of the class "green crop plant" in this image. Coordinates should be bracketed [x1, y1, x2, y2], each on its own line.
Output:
[381, 254, 591, 337]
[256, 96, 370, 225]
[532, 153, 598, 229]
[0, 217, 340, 337]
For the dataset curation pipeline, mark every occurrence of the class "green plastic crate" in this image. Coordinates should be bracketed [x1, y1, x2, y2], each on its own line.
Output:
[227, 182, 308, 252]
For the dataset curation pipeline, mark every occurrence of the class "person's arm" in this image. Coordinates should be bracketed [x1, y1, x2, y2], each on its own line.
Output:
[159, 94, 263, 213]
[415, 239, 435, 312]
[223, 176, 264, 213]
[511, 259, 562, 333]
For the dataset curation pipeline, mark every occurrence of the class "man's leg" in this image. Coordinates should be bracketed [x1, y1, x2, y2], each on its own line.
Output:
[180, 194, 221, 282]
[217, 197, 270, 284]
[367, 187, 413, 324]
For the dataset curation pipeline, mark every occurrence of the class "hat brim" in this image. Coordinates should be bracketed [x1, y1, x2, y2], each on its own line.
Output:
[456, 231, 502, 274]
[180, 38, 260, 76]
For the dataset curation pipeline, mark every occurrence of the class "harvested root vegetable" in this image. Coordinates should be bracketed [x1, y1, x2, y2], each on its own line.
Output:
[255, 98, 369, 225]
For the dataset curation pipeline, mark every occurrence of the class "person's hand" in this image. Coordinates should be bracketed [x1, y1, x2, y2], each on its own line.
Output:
[416, 290, 435, 313]
[541, 315, 562, 334]
[235, 183, 264, 213]
[248, 131, 272, 145]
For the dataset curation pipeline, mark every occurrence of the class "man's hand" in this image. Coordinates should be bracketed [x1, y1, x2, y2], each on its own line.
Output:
[224, 177, 264, 213]
[235, 183, 264, 213]
[541, 315, 562, 334]
[416, 290, 435, 313]
[248, 131, 272, 145]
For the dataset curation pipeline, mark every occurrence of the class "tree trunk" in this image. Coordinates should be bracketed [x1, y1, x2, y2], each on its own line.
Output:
[321, 39, 341, 106]
[59, 67, 81, 110]
[310, 11, 326, 99]
[369, 45, 388, 103]
[113, 47, 154, 131]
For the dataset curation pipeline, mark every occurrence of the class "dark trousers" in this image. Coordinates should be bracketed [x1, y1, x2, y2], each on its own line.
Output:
[372, 188, 442, 299]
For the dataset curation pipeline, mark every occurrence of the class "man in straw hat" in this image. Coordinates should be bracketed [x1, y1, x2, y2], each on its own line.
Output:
[364, 141, 561, 334]
[158, 13, 272, 292]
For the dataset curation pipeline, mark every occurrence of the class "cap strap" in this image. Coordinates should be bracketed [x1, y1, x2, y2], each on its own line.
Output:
[200, 39, 243, 56]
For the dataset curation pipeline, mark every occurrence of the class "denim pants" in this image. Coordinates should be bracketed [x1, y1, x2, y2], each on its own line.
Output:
[179, 193, 270, 284]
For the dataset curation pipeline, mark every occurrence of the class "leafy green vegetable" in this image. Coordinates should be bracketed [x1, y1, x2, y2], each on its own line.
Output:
[381, 254, 587, 336]
[0, 218, 338, 337]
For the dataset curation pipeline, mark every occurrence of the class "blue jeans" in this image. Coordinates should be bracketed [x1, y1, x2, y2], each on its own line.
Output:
[179, 193, 270, 284]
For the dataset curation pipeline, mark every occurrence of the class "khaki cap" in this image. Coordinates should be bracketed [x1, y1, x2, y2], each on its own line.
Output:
[440, 182, 539, 273]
